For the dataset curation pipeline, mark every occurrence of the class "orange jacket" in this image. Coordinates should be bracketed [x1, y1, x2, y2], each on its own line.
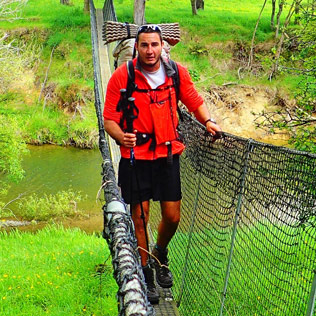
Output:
[104, 58, 203, 160]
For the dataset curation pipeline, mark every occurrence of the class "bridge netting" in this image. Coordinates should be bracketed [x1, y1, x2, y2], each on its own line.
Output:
[90, 0, 316, 315]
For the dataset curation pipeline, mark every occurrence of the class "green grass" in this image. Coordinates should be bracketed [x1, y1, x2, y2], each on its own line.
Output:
[114, 0, 277, 42]
[112, 0, 298, 90]
[0, 101, 97, 148]
[0, 0, 99, 148]
[0, 225, 117, 316]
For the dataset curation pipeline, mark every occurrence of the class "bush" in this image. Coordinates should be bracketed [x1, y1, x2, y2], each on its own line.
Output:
[16, 189, 86, 221]
[0, 116, 28, 182]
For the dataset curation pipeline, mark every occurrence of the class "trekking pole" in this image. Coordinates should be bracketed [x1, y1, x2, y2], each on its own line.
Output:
[126, 96, 150, 257]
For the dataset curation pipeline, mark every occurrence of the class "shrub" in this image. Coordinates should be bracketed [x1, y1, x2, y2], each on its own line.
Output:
[16, 189, 86, 221]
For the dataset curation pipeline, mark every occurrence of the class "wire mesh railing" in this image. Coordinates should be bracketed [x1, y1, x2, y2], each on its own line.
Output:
[96, 0, 316, 315]
[150, 111, 316, 316]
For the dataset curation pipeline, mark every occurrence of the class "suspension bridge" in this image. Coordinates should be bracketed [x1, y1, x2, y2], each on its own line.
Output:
[89, 0, 316, 315]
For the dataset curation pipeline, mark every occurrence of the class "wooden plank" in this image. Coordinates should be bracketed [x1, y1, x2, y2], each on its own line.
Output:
[96, 9, 112, 103]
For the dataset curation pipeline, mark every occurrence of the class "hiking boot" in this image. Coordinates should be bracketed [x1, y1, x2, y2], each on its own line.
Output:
[142, 265, 159, 304]
[152, 246, 173, 288]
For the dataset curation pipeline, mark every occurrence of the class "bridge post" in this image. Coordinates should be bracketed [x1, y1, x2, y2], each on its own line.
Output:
[306, 272, 316, 316]
[177, 170, 202, 307]
[219, 139, 254, 316]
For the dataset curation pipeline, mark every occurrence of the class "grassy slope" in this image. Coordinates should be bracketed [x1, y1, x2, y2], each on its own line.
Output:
[0, 0, 103, 148]
[114, 0, 297, 91]
[0, 225, 117, 316]
[0, 0, 299, 147]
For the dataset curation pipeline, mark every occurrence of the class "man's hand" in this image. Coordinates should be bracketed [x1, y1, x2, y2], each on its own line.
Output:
[205, 120, 221, 136]
[104, 120, 137, 148]
[120, 132, 137, 148]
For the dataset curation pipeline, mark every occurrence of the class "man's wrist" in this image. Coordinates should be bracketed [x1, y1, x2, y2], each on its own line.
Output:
[204, 118, 216, 126]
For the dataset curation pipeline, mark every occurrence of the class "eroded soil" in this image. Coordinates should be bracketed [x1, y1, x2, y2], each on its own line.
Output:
[203, 84, 291, 146]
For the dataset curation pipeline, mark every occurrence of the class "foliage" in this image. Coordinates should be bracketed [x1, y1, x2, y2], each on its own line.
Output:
[0, 225, 117, 315]
[0, 0, 30, 210]
[255, 3, 316, 152]
[21, 108, 69, 145]
[188, 43, 208, 56]
[0, 115, 28, 182]
[0, 0, 28, 21]
[13, 189, 87, 221]
[0, 2, 42, 94]
[17, 105, 98, 148]
[0, 0, 97, 148]
[68, 114, 99, 149]
[188, 69, 200, 82]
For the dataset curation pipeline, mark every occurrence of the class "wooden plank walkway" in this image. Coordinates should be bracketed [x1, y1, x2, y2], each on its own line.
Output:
[95, 9, 180, 315]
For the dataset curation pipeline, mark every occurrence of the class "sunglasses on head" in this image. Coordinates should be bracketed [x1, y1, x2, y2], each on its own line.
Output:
[137, 24, 162, 34]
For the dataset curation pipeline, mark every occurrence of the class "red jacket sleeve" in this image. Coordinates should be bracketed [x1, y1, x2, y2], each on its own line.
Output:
[103, 64, 128, 124]
[177, 63, 204, 112]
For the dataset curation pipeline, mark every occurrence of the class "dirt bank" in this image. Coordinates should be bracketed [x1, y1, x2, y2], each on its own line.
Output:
[204, 84, 290, 147]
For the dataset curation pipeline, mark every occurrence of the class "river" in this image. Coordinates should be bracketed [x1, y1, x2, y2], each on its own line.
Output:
[1, 145, 106, 233]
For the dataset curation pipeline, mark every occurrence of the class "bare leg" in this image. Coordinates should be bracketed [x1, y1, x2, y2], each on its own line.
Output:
[131, 201, 150, 266]
[156, 200, 181, 249]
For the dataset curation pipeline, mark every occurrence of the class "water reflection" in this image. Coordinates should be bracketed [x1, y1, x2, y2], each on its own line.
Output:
[1, 145, 105, 231]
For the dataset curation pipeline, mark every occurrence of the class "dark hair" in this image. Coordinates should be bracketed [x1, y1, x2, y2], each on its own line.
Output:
[135, 24, 163, 43]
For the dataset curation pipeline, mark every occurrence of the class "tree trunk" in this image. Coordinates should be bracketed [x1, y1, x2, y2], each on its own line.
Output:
[191, 0, 197, 15]
[294, 0, 300, 24]
[84, 0, 90, 13]
[133, 0, 146, 25]
[60, 0, 70, 4]
[275, 0, 285, 38]
[271, 0, 276, 29]
[196, 0, 204, 10]
[270, 0, 302, 79]
[249, 0, 268, 67]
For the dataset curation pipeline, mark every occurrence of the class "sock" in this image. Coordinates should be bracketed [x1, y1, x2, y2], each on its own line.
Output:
[154, 244, 166, 252]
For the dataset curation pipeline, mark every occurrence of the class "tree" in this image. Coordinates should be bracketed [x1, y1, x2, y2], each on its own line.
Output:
[196, 0, 204, 10]
[0, 0, 30, 92]
[255, 1, 316, 152]
[0, 117, 27, 183]
[275, 0, 285, 38]
[191, 0, 197, 15]
[60, 0, 69, 5]
[84, 0, 89, 13]
[191, 0, 204, 15]
[0, 0, 29, 206]
[249, 0, 268, 67]
[0, 0, 28, 21]
[271, 0, 277, 29]
[269, 0, 302, 79]
[133, 0, 145, 25]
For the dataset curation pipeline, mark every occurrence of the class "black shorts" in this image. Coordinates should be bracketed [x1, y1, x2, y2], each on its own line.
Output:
[118, 155, 182, 204]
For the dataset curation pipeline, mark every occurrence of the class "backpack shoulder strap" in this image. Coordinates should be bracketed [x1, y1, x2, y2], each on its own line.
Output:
[126, 60, 136, 98]
[169, 59, 180, 102]
[168, 59, 183, 121]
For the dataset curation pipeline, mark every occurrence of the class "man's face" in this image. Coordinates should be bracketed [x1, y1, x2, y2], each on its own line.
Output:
[135, 32, 163, 72]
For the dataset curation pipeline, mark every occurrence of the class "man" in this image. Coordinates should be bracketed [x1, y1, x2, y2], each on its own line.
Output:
[103, 24, 221, 304]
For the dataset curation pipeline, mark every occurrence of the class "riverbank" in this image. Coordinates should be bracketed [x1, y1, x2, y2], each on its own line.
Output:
[0, 0, 100, 150]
